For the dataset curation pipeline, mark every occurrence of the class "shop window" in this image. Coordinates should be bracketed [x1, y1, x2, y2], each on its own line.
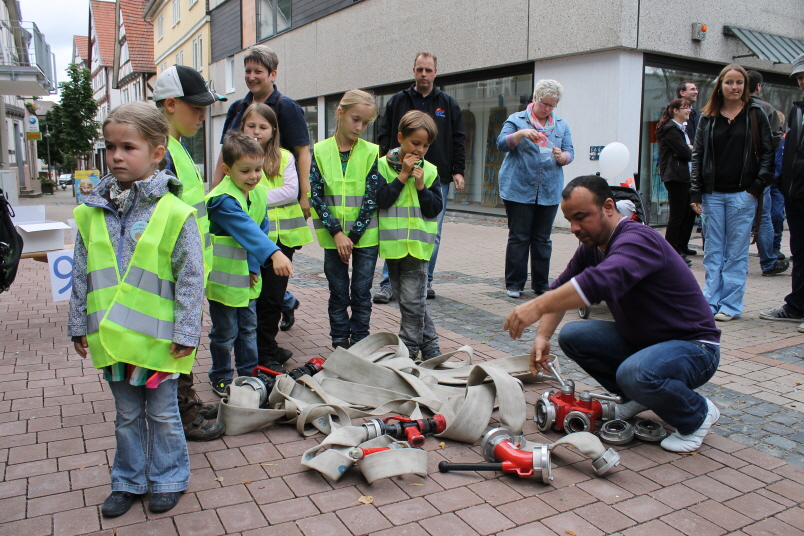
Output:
[257, 0, 291, 42]
[639, 63, 800, 225]
[297, 100, 318, 145]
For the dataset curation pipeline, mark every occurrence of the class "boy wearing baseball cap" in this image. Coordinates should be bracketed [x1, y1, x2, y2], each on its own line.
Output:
[154, 65, 227, 441]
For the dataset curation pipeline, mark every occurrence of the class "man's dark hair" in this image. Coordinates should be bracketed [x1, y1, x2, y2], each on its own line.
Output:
[747, 70, 763, 93]
[561, 175, 615, 209]
[675, 81, 694, 98]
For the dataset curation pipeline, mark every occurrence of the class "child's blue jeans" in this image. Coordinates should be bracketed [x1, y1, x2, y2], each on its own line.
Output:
[387, 255, 439, 356]
[208, 299, 259, 381]
[324, 246, 378, 343]
[108, 378, 189, 493]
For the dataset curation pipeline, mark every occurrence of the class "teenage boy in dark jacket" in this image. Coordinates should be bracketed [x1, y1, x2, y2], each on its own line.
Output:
[374, 53, 465, 303]
[760, 53, 804, 332]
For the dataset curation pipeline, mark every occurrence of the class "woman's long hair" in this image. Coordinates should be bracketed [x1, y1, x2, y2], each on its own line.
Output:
[702, 63, 749, 117]
[656, 98, 691, 131]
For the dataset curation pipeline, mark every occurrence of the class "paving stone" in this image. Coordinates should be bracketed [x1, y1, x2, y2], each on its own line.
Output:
[174, 509, 226, 536]
[614, 495, 674, 523]
[467, 479, 522, 506]
[742, 517, 804, 536]
[707, 467, 766, 492]
[296, 512, 352, 536]
[336, 504, 393, 535]
[724, 492, 787, 521]
[26, 490, 85, 517]
[683, 475, 742, 502]
[260, 497, 319, 525]
[196, 483, 252, 509]
[424, 486, 484, 513]
[648, 483, 708, 509]
[53, 506, 100, 536]
[217, 502, 268, 533]
[370, 523, 430, 536]
[115, 518, 177, 536]
[379, 497, 440, 526]
[0, 515, 53, 536]
[418, 512, 480, 536]
[456, 503, 516, 535]
[688, 499, 753, 531]
[621, 519, 685, 536]
[574, 502, 637, 533]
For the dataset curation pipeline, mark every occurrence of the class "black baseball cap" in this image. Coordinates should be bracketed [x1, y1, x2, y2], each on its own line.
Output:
[154, 65, 227, 106]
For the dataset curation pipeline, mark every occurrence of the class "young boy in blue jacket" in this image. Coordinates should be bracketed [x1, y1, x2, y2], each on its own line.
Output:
[205, 133, 293, 396]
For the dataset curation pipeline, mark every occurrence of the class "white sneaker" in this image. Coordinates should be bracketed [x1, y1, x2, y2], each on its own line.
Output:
[798, 321, 804, 334]
[614, 400, 648, 420]
[660, 399, 720, 453]
[714, 312, 733, 322]
[506, 289, 521, 298]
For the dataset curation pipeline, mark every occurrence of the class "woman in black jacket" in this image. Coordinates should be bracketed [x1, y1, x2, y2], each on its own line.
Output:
[656, 98, 694, 264]
[690, 64, 775, 322]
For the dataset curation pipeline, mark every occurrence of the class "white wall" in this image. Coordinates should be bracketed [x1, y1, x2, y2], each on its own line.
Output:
[534, 50, 644, 228]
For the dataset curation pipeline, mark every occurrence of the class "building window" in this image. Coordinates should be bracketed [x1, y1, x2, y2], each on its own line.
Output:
[121, 42, 129, 64]
[189, 0, 197, 6]
[172, 0, 180, 26]
[225, 56, 235, 94]
[192, 35, 202, 71]
[175, 50, 184, 66]
[122, 88, 129, 103]
[161, 62, 167, 72]
[157, 15, 163, 40]
[257, 0, 291, 42]
[134, 83, 141, 101]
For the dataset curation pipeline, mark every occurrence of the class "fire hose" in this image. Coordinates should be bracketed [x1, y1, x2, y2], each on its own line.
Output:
[438, 427, 620, 484]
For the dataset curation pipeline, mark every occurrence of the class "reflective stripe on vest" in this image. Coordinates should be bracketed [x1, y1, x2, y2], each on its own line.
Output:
[261, 148, 314, 248]
[377, 156, 439, 260]
[311, 137, 379, 248]
[168, 136, 212, 279]
[205, 177, 267, 307]
[73, 193, 199, 374]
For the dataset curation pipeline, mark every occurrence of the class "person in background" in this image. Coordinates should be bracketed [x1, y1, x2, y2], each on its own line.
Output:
[690, 64, 774, 322]
[760, 53, 804, 333]
[214, 45, 311, 332]
[154, 64, 226, 442]
[677, 80, 700, 149]
[497, 79, 574, 299]
[746, 70, 789, 277]
[656, 98, 695, 267]
[771, 111, 787, 261]
[374, 52, 465, 303]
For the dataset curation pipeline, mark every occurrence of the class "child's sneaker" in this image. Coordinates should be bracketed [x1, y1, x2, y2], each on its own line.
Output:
[422, 348, 442, 361]
[183, 414, 225, 442]
[211, 378, 232, 397]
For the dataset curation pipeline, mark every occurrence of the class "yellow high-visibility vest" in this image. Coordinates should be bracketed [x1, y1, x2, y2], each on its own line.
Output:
[262, 148, 313, 247]
[310, 137, 379, 248]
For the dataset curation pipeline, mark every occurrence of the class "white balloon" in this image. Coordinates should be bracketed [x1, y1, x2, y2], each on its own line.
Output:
[599, 142, 630, 181]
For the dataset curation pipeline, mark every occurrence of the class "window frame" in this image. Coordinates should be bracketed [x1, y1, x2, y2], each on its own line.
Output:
[256, 0, 291, 42]
[157, 14, 164, 41]
[172, 0, 180, 27]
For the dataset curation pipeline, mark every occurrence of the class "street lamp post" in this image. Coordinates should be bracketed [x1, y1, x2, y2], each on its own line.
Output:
[43, 124, 51, 185]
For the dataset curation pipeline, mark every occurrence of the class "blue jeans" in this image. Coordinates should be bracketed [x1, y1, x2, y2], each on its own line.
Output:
[701, 191, 757, 317]
[755, 187, 776, 271]
[770, 183, 785, 252]
[324, 246, 378, 342]
[387, 255, 439, 355]
[208, 299, 258, 381]
[558, 321, 719, 435]
[108, 379, 190, 493]
[503, 200, 559, 292]
[381, 181, 451, 289]
[282, 291, 297, 312]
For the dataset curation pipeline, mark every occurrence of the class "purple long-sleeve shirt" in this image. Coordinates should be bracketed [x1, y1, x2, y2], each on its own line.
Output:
[551, 219, 720, 348]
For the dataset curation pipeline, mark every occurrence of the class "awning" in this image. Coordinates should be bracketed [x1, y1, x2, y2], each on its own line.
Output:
[724, 26, 804, 64]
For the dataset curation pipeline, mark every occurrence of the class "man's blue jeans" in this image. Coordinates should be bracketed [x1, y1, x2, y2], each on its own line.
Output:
[558, 320, 719, 435]
[701, 191, 756, 317]
[208, 299, 259, 381]
[379, 181, 450, 289]
[756, 187, 777, 271]
[770, 183, 785, 252]
[282, 291, 297, 312]
[108, 378, 190, 493]
[324, 246, 378, 343]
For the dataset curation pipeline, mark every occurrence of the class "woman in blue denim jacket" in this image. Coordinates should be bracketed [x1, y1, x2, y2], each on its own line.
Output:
[497, 79, 574, 298]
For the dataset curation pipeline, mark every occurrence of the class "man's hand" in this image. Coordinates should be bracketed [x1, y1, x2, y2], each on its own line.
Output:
[530, 335, 552, 376]
[453, 174, 465, 191]
[74, 336, 88, 358]
[333, 232, 353, 264]
[170, 343, 195, 358]
[299, 196, 311, 219]
[270, 251, 294, 277]
[504, 299, 544, 340]
[249, 273, 259, 287]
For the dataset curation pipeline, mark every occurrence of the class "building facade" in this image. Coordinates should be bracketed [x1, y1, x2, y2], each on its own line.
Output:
[204, 0, 804, 226]
[114, 0, 156, 106]
[88, 0, 120, 173]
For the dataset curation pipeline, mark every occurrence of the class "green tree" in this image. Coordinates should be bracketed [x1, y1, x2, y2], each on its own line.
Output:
[38, 104, 67, 172]
[37, 63, 99, 172]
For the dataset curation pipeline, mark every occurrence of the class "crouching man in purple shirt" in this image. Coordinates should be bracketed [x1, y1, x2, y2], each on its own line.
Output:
[505, 176, 721, 452]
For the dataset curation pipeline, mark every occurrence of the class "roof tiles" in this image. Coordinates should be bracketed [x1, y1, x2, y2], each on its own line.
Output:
[119, 0, 155, 73]
[90, 0, 116, 67]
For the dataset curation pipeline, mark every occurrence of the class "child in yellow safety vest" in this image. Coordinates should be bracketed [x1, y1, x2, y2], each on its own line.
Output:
[206, 133, 293, 397]
[376, 111, 444, 360]
[154, 64, 228, 442]
[68, 102, 204, 517]
[239, 103, 313, 369]
[309, 90, 380, 349]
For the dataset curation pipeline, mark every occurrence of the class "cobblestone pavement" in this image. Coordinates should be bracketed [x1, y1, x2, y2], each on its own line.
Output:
[2, 196, 804, 535]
